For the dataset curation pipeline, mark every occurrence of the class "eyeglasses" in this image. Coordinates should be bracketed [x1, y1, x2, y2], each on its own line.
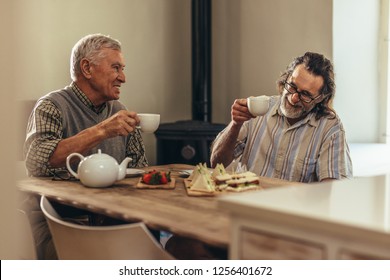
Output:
[49, 170, 78, 181]
[284, 81, 322, 103]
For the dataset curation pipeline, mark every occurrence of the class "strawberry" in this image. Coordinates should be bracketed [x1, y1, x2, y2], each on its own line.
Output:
[142, 170, 171, 185]
[160, 172, 168, 184]
[161, 171, 171, 184]
[149, 172, 162, 185]
[142, 173, 152, 184]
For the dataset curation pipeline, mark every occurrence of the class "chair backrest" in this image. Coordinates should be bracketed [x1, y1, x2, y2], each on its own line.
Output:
[40, 196, 174, 260]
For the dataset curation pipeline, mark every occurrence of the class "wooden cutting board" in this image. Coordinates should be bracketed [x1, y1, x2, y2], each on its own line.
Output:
[136, 178, 176, 189]
[184, 179, 263, 197]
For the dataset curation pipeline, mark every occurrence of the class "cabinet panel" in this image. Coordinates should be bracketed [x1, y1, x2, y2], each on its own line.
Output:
[240, 228, 325, 260]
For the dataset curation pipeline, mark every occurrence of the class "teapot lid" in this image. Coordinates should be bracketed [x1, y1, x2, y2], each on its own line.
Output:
[88, 149, 115, 160]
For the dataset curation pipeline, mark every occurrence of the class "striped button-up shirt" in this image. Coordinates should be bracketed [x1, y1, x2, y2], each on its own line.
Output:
[228, 95, 353, 182]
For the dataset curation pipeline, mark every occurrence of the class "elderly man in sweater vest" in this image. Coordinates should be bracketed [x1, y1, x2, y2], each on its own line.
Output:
[24, 34, 148, 176]
[22, 34, 150, 259]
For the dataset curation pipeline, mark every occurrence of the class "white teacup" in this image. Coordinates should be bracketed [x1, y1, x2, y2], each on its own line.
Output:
[137, 113, 160, 133]
[247, 95, 270, 116]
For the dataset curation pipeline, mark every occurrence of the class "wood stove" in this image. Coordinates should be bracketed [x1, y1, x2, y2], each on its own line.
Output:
[154, 0, 225, 166]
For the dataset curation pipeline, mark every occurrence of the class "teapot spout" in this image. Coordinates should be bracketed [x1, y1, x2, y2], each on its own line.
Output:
[117, 157, 133, 180]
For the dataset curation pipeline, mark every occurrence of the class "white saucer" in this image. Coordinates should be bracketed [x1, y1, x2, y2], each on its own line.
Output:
[126, 168, 145, 177]
[179, 170, 193, 178]
[179, 169, 193, 175]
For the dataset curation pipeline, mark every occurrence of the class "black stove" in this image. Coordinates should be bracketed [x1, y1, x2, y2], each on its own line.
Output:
[154, 0, 225, 166]
[155, 120, 225, 166]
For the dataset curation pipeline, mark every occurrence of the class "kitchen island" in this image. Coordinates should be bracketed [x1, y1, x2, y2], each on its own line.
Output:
[219, 175, 390, 259]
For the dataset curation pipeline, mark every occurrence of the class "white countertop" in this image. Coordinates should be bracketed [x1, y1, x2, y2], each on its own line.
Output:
[219, 174, 390, 244]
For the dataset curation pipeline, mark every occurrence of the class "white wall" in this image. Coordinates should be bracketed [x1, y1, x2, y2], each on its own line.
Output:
[333, 0, 381, 143]
[1, 0, 18, 259]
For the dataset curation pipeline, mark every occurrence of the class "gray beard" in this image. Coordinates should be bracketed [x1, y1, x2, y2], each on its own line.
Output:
[280, 92, 312, 119]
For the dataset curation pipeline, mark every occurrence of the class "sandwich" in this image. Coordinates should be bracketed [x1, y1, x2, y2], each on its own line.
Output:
[215, 171, 260, 192]
[225, 176, 260, 192]
[188, 162, 209, 182]
[187, 163, 215, 193]
[212, 163, 227, 179]
[215, 171, 257, 185]
[187, 163, 260, 193]
[189, 172, 215, 193]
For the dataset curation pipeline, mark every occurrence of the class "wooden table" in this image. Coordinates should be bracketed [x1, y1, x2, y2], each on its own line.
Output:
[17, 164, 301, 249]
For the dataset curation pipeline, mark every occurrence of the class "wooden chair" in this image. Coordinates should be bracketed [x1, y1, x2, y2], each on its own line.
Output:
[40, 196, 174, 260]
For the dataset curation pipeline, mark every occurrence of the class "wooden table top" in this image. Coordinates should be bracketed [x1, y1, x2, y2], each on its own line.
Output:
[17, 164, 301, 249]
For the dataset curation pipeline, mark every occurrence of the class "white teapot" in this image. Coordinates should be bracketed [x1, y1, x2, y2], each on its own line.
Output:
[66, 149, 132, 188]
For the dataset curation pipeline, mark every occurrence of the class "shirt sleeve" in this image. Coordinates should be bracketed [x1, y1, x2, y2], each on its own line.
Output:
[233, 121, 249, 159]
[317, 125, 353, 181]
[23, 99, 63, 176]
[126, 129, 149, 167]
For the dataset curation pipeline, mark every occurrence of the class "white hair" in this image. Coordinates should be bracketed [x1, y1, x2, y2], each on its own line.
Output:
[70, 33, 122, 81]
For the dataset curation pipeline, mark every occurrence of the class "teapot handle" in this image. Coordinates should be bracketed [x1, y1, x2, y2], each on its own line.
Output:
[66, 153, 84, 178]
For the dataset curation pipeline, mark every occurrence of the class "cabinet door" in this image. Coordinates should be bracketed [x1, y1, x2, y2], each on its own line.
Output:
[240, 228, 325, 260]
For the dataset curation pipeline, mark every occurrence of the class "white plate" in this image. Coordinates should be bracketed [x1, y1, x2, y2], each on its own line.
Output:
[126, 168, 145, 177]
[180, 169, 193, 175]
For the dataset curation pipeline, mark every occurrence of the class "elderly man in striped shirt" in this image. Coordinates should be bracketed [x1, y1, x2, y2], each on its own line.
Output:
[211, 52, 353, 183]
